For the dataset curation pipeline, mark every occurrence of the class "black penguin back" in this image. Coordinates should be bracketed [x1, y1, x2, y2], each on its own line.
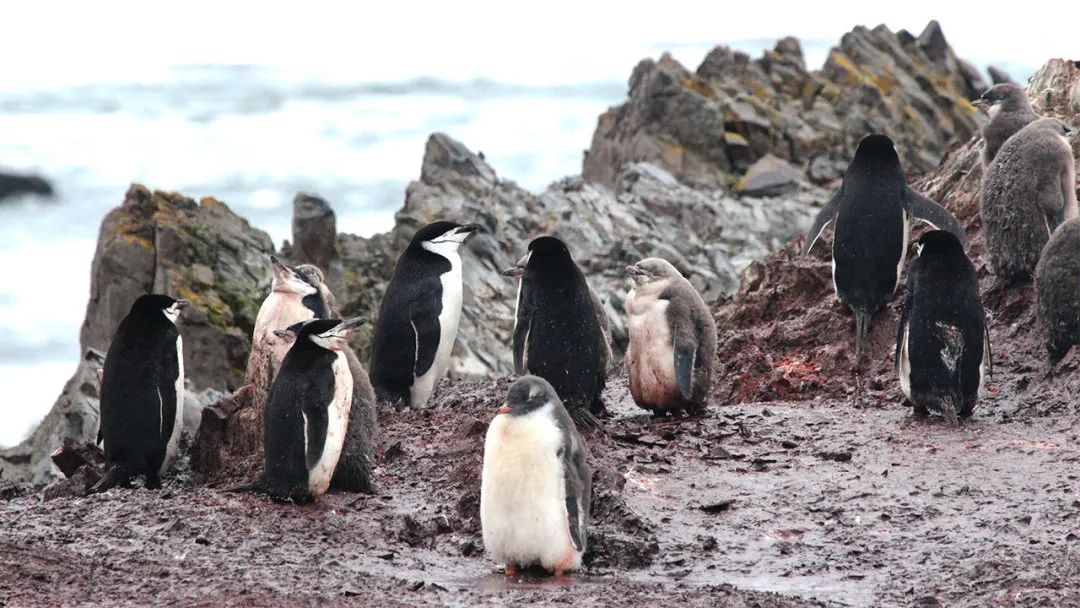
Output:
[99, 295, 181, 476]
[901, 231, 986, 416]
[833, 135, 909, 316]
[519, 238, 606, 414]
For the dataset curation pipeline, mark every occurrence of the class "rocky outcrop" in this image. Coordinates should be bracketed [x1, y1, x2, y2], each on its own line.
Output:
[1, 185, 275, 483]
[584, 21, 987, 189]
[711, 58, 1080, 405]
[0, 171, 53, 202]
[330, 133, 827, 378]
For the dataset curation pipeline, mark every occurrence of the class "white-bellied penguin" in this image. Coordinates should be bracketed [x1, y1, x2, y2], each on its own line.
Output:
[259, 317, 367, 502]
[624, 258, 717, 415]
[369, 221, 480, 408]
[802, 134, 966, 360]
[91, 295, 188, 492]
[481, 375, 591, 576]
[896, 231, 992, 423]
[508, 236, 610, 426]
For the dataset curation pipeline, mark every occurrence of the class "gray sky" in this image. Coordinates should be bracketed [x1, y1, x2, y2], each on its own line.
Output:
[0, 1, 1068, 88]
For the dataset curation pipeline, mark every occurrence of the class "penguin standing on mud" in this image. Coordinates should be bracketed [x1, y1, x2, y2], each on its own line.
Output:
[802, 134, 965, 358]
[897, 231, 991, 423]
[508, 236, 610, 425]
[974, 83, 1039, 165]
[369, 221, 480, 408]
[259, 317, 367, 502]
[274, 320, 378, 493]
[1036, 218, 1080, 363]
[981, 118, 1077, 284]
[481, 375, 591, 576]
[624, 258, 716, 415]
[91, 295, 188, 492]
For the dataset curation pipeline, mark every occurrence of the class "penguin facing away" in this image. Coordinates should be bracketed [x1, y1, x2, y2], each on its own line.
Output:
[1036, 218, 1080, 363]
[802, 134, 966, 359]
[91, 295, 188, 492]
[981, 117, 1077, 284]
[974, 83, 1040, 166]
[510, 236, 610, 426]
[274, 320, 378, 493]
[896, 231, 991, 423]
[369, 221, 480, 408]
[624, 258, 717, 414]
[261, 317, 367, 502]
[481, 375, 591, 576]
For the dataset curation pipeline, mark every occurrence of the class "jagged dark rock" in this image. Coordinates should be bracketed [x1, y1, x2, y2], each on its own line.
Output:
[290, 192, 342, 283]
[988, 65, 1016, 85]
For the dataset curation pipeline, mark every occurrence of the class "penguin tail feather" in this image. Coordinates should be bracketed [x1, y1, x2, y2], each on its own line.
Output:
[224, 476, 265, 494]
[854, 311, 872, 362]
[942, 399, 959, 426]
[569, 405, 602, 431]
[88, 463, 130, 494]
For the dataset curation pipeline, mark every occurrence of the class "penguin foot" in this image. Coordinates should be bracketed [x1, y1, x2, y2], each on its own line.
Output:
[504, 564, 518, 576]
[553, 551, 576, 577]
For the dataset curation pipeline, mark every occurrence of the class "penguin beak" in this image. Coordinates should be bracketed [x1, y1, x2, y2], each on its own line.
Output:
[175, 300, 190, 310]
[502, 265, 523, 278]
[972, 99, 988, 112]
[273, 328, 294, 340]
[497, 405, 512, 415]
[458, 223, 481, 235]
[336, 316, 369, 336]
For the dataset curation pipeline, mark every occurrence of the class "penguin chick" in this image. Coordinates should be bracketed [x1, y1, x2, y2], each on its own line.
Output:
[260, 317, 367, 502]
[981, 118, 1077, 284]
[974, 83, 1039, 166]
[91, 295, 188, 493]
[624, 258, 716, 415]
[369, 221, 480, 408]
[274, 320, 378, 493]
[897, 231, 991, 423]
[1036, 218, 1080, 363]
[481, 375, 591, 576]
[510, 236, 610, 427]
[803, 134, 966, 360]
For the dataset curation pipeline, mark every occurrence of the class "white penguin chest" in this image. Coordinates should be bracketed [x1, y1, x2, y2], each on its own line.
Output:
[481, 409, 576, 570]
[626, 289, 678, 404]
[410, 253, 463, 407]
[307, 352, 353, 496]
[160, 334, 185, 475]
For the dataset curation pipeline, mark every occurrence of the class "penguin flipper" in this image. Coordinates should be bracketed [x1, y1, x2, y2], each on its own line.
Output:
[88, 463, 131, 494]
[561, 437, 590, 552]
[903, 189, 966, 245]
[802, 189, 841, 255]
[512, 306, 533, 376]
[673, 341, 696, 402]
[157, 341, 180, 443]
[409, 294, 442, 378]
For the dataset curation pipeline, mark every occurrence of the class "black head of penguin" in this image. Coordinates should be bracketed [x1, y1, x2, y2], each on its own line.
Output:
[975, 83, 1031, 114]
[845, 134, 905, 185]
[406, 221, 481, 252]
[914, 229, 967, 260]
[501, 374, 559, 417]
[291, 317, 367, 354]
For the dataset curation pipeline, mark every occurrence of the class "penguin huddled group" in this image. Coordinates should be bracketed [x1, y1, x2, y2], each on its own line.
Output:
[86, 81, 1077, 579]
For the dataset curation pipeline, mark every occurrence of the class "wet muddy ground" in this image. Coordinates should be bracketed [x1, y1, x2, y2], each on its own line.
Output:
[4, 366, 1080, 607]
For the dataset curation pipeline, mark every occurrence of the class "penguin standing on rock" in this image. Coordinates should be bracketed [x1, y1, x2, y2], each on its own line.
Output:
[974, 83, 1039, 165]
[508, 236, 610, 426]
[91, 295, 188, 492]
[624, 258, 716, 415]
[981, 118, 1077, 284]
[481, 375, 591, 576]
[897, 231, 991, 423]
[1036, 218, 1080, 363]
[802, 134, 965, 359]
[259, 317, 367, 502]
[274, 320, 378, 493]
[369, 221, 480, 408]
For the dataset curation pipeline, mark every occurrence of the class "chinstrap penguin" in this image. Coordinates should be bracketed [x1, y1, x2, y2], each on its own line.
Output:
[624, 258, 717, 415]
[508, 236, 610, 427]
[369, 221, 480, 408]
[259, 317, 367, 502]
[803, 134, 965, 360]
[91, 295, 188, 492]
[274, 320, 378, 493]
[246, 256, 323, 393]
[896, 231, 991, 423]
[974, 84, 1039, 166]
[481, 375, 591, 576]
[1036, 218, 1080, 363]
[981, 117, 1077, 284]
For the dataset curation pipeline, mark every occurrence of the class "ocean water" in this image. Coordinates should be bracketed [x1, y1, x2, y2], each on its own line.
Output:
[0, 35, 1038, 447]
